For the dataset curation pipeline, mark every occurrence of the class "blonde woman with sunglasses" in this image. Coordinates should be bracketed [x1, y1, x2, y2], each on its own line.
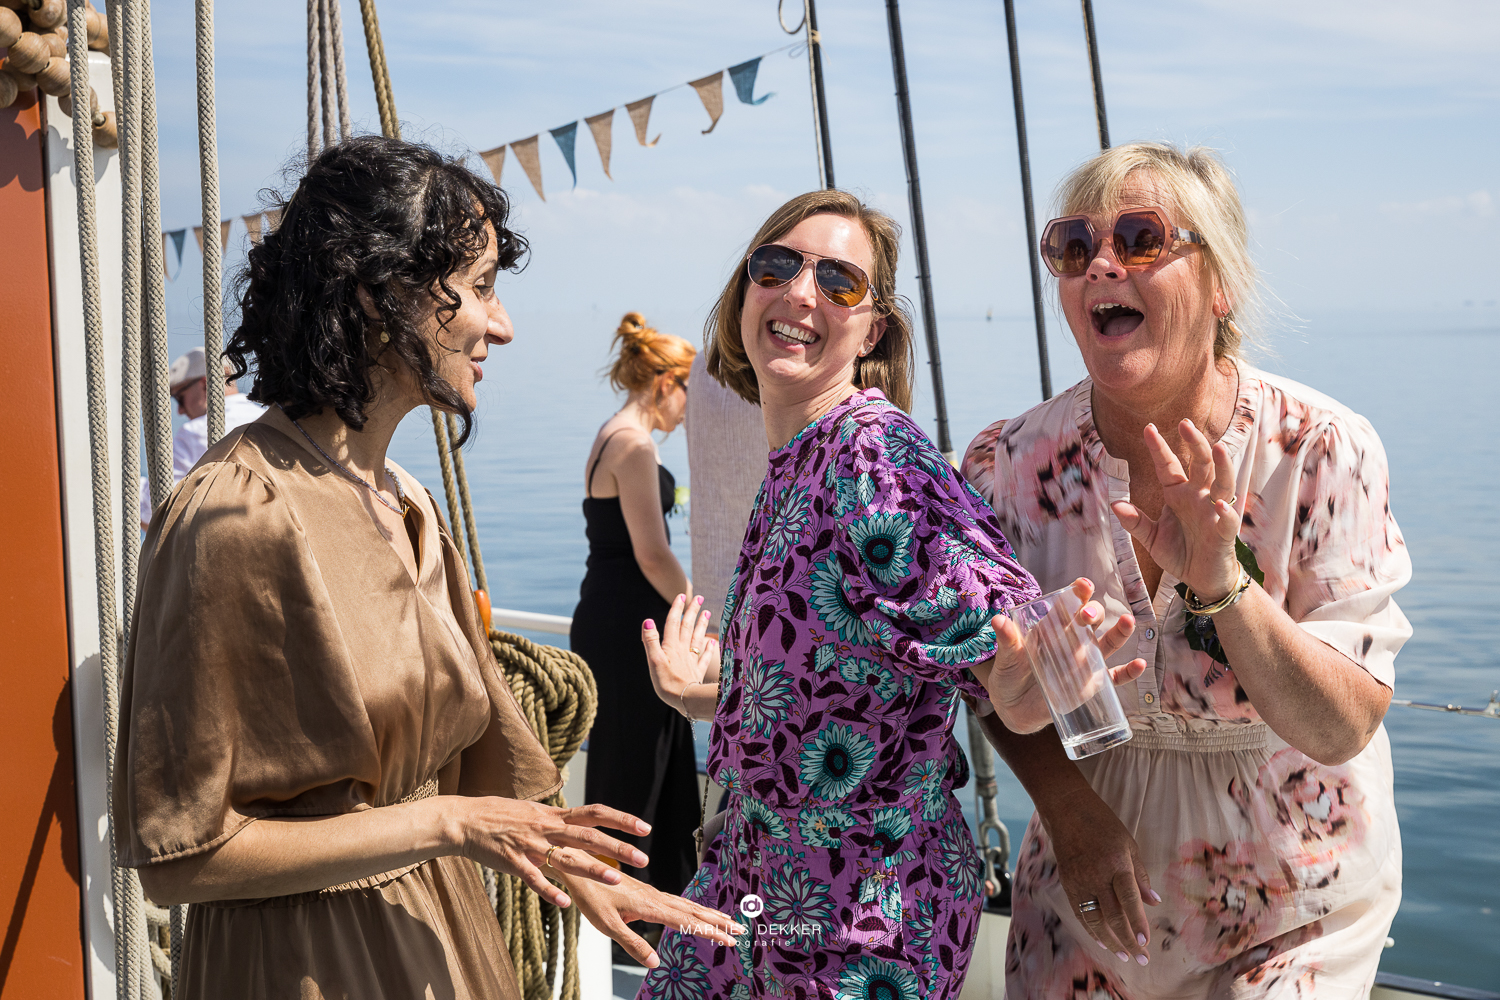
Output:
[634, 190, 1145, 1000]
[961, 142, 1410, 996]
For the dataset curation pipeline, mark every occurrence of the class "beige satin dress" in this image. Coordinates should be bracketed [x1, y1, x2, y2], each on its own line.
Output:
[115, 422, 561, 1000]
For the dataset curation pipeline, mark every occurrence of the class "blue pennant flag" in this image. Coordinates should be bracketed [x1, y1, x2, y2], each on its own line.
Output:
[549, 122, 579, 188]
[168, 229, 187, 281]
[728, 58, 773, 105]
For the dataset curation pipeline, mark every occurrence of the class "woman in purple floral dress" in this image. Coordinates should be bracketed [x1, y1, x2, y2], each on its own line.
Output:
[633, 191, 1145, 1000]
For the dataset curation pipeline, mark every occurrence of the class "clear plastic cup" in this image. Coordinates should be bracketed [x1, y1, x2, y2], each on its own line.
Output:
[1008, 586, 1132, 759]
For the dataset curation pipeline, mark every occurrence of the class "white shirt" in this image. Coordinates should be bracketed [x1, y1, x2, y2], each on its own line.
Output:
[140, 393, 266, 525]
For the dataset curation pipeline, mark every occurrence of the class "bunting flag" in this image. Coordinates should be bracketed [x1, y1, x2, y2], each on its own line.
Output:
[244, 212, 264, 245]
[626, 96, 660, 147]
[265, 207, 283, 232]
[729, 58, 773, 105]
[220, 219, 232, 250]
[689, 71, 725, 134]
[511, 135, 545, 201]
[167, 229, 187, 280]
[192, 225, 204, 252]
[585, 109, 614, 179]
[479, 144, 506, 186]
[549, 122, 579, 188]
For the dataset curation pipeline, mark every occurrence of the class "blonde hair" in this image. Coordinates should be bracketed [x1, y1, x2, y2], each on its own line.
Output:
[606, 312, 695, 420]
[1056, 142, 1260, 359]
[704, 189, 915, 412]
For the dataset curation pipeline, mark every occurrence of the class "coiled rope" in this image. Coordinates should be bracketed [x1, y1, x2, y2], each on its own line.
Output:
[489, 630, 598, 1000]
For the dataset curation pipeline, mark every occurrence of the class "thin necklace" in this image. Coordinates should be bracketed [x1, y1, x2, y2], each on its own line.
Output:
[277, 404, 407, 515]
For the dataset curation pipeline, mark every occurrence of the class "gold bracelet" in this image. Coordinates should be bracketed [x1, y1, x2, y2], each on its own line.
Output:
[677, 682, 694, 720]
[1183, 566, 1252, 616]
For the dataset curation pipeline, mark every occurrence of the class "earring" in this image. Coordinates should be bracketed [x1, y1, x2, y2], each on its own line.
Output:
[379, 330, 390, 344]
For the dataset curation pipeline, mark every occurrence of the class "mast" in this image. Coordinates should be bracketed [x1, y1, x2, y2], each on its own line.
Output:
[883, 0, 952, 457]
[806, 0, 835, 189]
[1080, 0, 1110, 150]
[1002, 0, 1052, 401]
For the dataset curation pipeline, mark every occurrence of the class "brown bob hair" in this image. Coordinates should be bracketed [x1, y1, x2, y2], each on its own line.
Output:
[704, 190, 915, 412]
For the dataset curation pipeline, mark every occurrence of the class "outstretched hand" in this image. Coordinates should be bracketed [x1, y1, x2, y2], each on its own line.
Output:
[1110, 419, 1241, 601]
[973, 578, 1147, 734]
[562, 866, 744, 968]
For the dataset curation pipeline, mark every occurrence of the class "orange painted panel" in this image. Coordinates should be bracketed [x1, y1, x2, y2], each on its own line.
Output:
[0, 91, 88, 999]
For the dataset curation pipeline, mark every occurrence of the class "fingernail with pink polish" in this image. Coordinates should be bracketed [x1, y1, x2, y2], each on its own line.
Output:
[1147, 889, 1162, 903]
[1136, 953, 1149, 966]
[1136, 933, 1148, 946]
[1116, 951, 1130, 963]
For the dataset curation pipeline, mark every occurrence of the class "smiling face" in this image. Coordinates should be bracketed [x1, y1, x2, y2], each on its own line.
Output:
[740, 213, 885, 411]
[408, 220, 512, 411]
[1058, 172, 1221, 400]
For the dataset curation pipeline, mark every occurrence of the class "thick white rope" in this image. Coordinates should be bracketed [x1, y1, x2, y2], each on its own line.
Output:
[111, 0, 142, 639]
[305, 0, 319, 160]
[326, 0, 351, 140]
[137, 0, 173, 513]
[197, 0, 223, 445]
[65, 8, 151, 998]
[317, 0, 334, 149]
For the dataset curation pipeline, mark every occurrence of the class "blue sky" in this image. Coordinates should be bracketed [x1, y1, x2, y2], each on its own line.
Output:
[138, 0, 1497, 370]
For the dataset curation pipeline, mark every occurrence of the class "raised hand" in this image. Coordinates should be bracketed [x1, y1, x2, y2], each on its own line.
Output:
[642, 594, 720, 711]
[1111, 419, 1241, 601]
[973, 578, 1147, 734]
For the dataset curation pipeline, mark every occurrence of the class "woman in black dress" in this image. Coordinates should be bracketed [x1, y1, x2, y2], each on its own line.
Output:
[572, 313, 700, 903]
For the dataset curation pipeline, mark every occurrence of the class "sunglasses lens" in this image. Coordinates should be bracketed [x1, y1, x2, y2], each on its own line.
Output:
[747, 245, 804, 287]
[1113, 212, 1167, 267]
[815, 259, 867, 307]
[1042, 218, 1093, 275]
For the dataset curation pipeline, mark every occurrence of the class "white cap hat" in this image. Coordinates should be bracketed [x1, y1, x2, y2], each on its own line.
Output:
[168, 348, 207, 392]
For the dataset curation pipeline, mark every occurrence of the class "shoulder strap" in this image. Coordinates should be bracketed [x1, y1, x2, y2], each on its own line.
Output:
[587, 428, 630, 498]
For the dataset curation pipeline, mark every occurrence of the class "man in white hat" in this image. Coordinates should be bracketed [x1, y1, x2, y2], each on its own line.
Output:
[139, 347, 265, 527]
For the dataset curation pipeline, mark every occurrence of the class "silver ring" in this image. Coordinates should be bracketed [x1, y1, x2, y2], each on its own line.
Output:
[1078, 899, 1101, 914]
[689, 647, 701, 655]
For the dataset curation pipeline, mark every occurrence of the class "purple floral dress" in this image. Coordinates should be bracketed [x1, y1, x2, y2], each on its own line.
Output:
[638, 389, 1039, 1000]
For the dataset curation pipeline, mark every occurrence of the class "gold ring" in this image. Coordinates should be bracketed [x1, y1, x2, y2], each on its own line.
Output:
[1217, 494, 1237, 506]
[689, 647, 701, 655]
[544, 845, 560, 871]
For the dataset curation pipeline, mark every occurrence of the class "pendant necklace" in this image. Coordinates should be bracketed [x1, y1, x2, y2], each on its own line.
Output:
[277, 404, 408, 515]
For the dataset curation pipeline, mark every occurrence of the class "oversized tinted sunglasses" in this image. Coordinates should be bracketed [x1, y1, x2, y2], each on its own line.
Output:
[745, 243, 876, 308]
[1039, 207, 1204, 277]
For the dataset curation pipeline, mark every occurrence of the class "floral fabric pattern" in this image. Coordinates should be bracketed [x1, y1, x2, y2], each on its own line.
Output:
[961, 364, 1409, 998]
[639, 389, 1039, 1000]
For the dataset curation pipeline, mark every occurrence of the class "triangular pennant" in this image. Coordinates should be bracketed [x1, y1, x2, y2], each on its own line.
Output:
[625, 96, 661, 147]
[479, 144, 506, 186]
[161, 233, 169, 278]
[729, 58, 773, 105]
[689, 71, 725, 134]
[220, 219, 232, 251]
[169, 229, 187, 273]
[585, 109, 614, 180]
[243, 213, 264, 245]
[193, 226, 204, 252]
[265, 207, 283, 232]
[549, 122, 579, 189]
[510, 136, 545, 201]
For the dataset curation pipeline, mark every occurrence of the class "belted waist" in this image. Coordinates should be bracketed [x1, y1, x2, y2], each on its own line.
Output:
[1119, 724, 1271, 753]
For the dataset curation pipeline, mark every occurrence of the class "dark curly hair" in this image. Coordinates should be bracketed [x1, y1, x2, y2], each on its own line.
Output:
[226, 135, 527, 446]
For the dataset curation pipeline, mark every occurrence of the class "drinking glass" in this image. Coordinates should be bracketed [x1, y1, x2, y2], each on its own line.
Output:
[1008, 587, 1132, 759]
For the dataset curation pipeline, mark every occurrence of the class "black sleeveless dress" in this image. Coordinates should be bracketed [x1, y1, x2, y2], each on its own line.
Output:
[570, 432, 698, 898]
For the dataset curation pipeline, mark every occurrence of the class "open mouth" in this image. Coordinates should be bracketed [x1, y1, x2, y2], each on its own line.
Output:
[770, 320, 818, 347]
[1091, 302, 1145, 338]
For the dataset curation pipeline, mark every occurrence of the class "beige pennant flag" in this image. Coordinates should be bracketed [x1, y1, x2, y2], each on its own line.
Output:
[510, 136, 545, 201]
[243, 213, 264, 245]
[192, 226, 204, 252]
[220, 219, 232, 251]
[625, 96, 661, 147]
[585, 109, 614, 179]
[265, 207, 283, 232]
[479, 144, 506, 186]
[689, 71, 725, 134]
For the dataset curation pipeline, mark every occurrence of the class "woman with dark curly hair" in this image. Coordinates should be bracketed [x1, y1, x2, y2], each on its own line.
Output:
[113, 136, 739, 1000]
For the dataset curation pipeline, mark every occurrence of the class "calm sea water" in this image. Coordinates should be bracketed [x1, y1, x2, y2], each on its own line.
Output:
[385, 308, 1500, 988]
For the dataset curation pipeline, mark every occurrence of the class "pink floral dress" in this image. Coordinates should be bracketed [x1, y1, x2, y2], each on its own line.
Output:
[638, 388, 1040, 1000]
[961, 363, 1411, 998]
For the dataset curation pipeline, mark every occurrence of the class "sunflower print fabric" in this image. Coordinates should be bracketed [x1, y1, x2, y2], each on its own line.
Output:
[960, 363, 1410, 998]
[638, 389, 1039, 1000]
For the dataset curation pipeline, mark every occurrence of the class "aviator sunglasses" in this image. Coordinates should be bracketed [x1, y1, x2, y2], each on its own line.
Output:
[1039, 207, 1204, 277]
[745, 243, 876, 308]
